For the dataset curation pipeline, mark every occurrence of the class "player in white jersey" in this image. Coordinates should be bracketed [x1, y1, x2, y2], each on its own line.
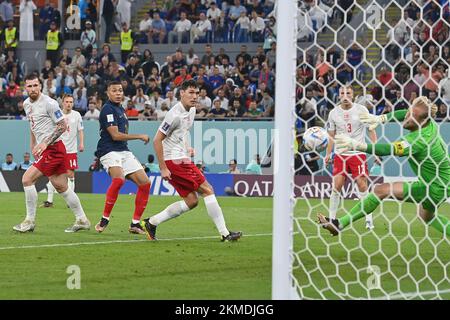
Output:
[13, 74, 90, 233]
[324, 86, 378, 230]
[141, 80, 242, 242]
[42, 94, 84, 208]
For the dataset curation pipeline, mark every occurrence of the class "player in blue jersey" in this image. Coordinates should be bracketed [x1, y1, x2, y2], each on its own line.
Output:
[94, 81, 151, 234]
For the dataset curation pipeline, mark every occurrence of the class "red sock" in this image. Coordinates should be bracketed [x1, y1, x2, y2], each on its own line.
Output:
[133, 183, 150, 221]
[103, 178, 125, 218]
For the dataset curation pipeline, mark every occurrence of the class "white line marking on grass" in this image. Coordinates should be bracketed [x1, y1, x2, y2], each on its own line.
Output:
[0, 233, 273, 251]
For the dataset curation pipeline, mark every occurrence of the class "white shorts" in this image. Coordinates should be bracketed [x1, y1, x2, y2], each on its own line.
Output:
[100, 151, 143, 176]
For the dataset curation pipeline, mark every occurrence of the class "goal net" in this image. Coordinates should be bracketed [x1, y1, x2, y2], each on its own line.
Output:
[273, 0, 450, 300]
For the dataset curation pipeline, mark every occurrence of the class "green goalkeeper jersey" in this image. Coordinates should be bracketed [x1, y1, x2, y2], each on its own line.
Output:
[393, 120, 450, 192]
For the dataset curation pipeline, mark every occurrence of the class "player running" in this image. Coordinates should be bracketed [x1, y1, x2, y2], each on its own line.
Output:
[141, 80, 242, 242]
[318, 96, 450, 236]
[94, 81, 151, 235]
[41, 94, 84, 208]
[325, 86, 378, 230]
[14, 74, 90, 233]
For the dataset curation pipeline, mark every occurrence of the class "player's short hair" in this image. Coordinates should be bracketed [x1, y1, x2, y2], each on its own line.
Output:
[62, 94, 73, 101]
[24, 74, 40, 83]
[180, 79, 198, 91]
[412, 96, 438, 119]
[107, 80, 123, 89]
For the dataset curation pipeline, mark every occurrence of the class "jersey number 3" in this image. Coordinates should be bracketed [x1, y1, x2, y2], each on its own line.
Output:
[346, 123, 352, 133]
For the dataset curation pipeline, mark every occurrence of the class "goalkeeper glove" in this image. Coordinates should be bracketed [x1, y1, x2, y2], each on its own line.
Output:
[335, 134, 368, 154]
[359, 112, 387, 130]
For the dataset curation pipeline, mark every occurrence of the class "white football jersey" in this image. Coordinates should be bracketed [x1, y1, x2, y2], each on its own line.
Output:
[61, 110, 83, 154]
[158, 102, 196, 161]
[23, 93, 65, 145]
[326, 103, 370, 155]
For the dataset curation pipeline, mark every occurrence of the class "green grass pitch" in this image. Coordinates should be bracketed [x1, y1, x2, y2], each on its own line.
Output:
[0, 193, 449, 299]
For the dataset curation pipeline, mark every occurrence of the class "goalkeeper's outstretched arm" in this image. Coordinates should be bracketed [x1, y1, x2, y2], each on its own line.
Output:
[360, 109, 408, 130]
[335, 135, 410, 157]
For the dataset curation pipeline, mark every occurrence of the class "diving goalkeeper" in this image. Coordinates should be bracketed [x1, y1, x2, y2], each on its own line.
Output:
[318, 96, 450, 236]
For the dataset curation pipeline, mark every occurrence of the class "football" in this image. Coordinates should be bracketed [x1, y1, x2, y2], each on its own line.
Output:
[303, 126, 328, 152]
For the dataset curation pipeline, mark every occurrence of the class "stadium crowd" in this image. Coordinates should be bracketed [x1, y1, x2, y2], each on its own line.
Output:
[295, 0, 450, 131]
[0, 1, 277, 121]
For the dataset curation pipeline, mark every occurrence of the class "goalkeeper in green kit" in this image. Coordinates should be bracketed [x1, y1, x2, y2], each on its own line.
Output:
[318, 96, 450, 236]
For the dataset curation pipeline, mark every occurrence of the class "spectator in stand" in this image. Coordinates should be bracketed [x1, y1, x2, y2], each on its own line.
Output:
[207, 98, 228, 118]
[18, 152, 33, 171]
[0, 0, 13, 25]
[209, 66, 225, 92]
[132, 86, 150, 111]
[149, 11, 167, 44]
[198, 88, 212, 109]
[117, 0, 132, 29]
[435, 102, 449, 121]
[229, 0, 247, 27]
[125, 99, 139, 118]
[245, 154, 262, 174]
[145, 154, 160, 173]
[148, 90, 164, 110]
[69, 47, 86, 72]
[236, 44, 252, 65]
[200, 44, 214, 66]
[250, 10, 265, 42]
[1, 153, 17, 171]
[5, 79, 18, 98]
[214, 88, 229, 110]
[46, 21, 64, 67]
[377, 66, 393, 86]
[258, 61, 275, 94]
[73, 79, 87, 100]
[120, 22, 136, 64]
[18, 1, 35, 41]
[190, 12, 212, 44]
[168, 11, 192, 44]
[174, 66, 192, 87]
[74, 89, 88, 115]
[80, 20, 97, 57]
[39, 0, 53, 40]
[227, 159, 241, 174]
[42, 70, 56, 96]
[138, 101, 157, 120]
[234, 10, 250, 42]
[162, 89, 178, 109]
[99, 43, 116, 63]
[243, 100, 262, 118]
[83, 99, 100, 120]
[139, 12, 153, 44]
[86, 0, 98, 28]
[102, 0, 116, 43]
[49, 1, 61, 27]
[228, 99, 246, 117]
[156, 102, 169, 121]
[207, 1, 221, 26]
[259, 89, 274, 116]
[393, 90, 408, 110]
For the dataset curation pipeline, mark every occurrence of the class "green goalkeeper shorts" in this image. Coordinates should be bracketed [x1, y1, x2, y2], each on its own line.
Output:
[403, 181, 448, 213]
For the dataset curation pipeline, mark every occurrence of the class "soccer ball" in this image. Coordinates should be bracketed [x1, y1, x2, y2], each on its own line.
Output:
[303, 126, 328, 152]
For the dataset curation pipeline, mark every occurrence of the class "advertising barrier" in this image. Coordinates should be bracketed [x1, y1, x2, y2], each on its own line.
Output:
[1, 171, 383, 200]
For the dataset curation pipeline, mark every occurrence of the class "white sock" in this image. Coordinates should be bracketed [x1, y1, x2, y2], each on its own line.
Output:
[132, 219, 140, 224]
[204, 194, 229, 237]
[24, 185, 38, 221]
[60, 188, 87, 221]
[47, 181, 56, 203]
[358, 190, 373, 223]
[68, 178, 75, 191]
[329, 190, 340, 220]
[149, 201, 190, 226]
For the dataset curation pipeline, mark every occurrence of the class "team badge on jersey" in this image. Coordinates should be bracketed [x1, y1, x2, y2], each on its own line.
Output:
[54, 110, 63, 119]
[162, 122, 170, 132]
[107, 114, 114, 122]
